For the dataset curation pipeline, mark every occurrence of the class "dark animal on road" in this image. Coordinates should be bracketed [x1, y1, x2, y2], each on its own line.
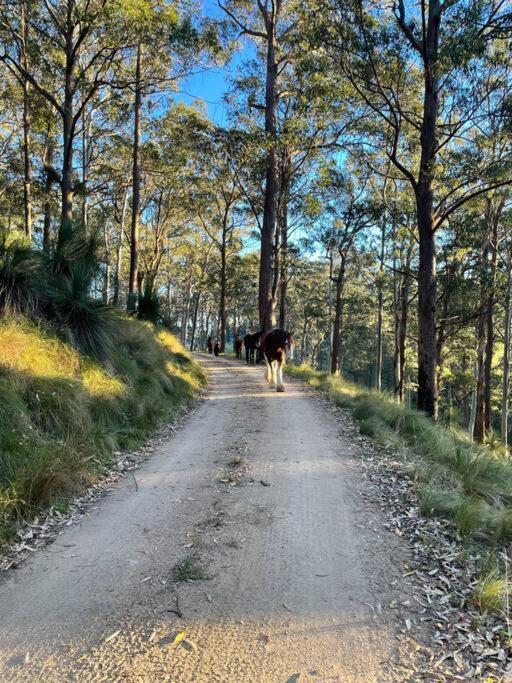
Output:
[257, 328, 295, 392]
[214, 341, 220, 357]
[207, 336, 213, 354]
[234, 335, 243, 359]
[244, 331, 263, 365]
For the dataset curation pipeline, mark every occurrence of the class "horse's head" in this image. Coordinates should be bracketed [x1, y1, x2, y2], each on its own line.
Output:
[285, 331, 295, 360]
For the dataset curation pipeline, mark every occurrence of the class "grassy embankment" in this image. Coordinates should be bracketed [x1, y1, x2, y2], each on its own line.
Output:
[0, 316, 205, 543]
[285, 365, 512, 544]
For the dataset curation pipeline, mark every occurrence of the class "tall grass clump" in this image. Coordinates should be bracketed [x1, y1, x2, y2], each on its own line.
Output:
[0, 316, 205, 542]
[284, 364, 512, 545]
[0, 232, 205, 542]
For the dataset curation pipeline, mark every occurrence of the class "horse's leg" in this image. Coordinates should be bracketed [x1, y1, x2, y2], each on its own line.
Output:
[271, 360, 279, 389]
[276, 360, 285, 392]
[264, 356, 272, 385]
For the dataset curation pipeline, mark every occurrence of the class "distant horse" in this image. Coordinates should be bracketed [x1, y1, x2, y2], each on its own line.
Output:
[213, 340, 220, 357]
[257, 328, 295, 392]
[244, 331, 263, 364]
[234, 335, 243, 359]
[207, 336, 213, 354]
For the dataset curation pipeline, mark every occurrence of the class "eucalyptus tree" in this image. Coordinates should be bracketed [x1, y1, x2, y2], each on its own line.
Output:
[308, 0, 512, 419]
[312, 167, 376, 374]
[122, 3, 222, 310]
[195, 130, 248, 351]
[0, 0, 130, 246]
[219, 0, 300, 330]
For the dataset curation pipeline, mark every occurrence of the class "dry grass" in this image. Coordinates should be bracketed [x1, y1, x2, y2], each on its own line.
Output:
[0, 315, 205, 542]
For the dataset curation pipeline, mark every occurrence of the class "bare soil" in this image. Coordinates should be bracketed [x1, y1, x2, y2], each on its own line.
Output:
[0, 355, 421, 682]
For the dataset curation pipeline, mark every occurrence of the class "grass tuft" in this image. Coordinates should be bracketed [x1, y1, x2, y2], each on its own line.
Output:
[173, 555, 206, 581]
[472, 570, 510, 614]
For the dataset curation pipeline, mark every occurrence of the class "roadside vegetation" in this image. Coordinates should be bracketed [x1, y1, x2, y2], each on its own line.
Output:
[285, 363, 512, 614]
[0, 315, 204, 543]
[286, 364, 512, 543]
[0, 232, 205, 544]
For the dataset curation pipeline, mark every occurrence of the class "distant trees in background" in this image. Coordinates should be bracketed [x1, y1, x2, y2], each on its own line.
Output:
[1, 0, 512, 441]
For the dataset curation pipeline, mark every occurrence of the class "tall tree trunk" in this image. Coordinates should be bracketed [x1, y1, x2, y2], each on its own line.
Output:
[483, 209, 499, 433]
[81, 108, 92, 231]
[330, 255, 346, 374]
[398, 273, 409, 403]
[205, 310, 211, 343]
[103, 221, 110, 305]
[42, 140, 54, 252]
[59, 4, 75, 246]
[375, 216, 385, 390]
[328, 247, 334, 372]
[416, 204, 437, 417]
[474, 198, 502, 442]
[300, 318, 308, 362]
[502, 244, 512, 448]
[474, 318, 487, 441]
[436, 258, 455, 395]
[393, 254, 401, 399]
[219, 232, 227, 352]
[278, 154, 290, 329]
[113, 189, 128, 306]
[190, 292, 200, 352]
[259, 17, 279, 332]
[20, 0, 32, 241]
[415, 0, 441, 420]
[181, 270, 192, 345]
[128, 42, 142, 311]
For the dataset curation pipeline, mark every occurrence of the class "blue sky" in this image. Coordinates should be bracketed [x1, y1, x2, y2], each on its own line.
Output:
[173, 0, 248, 125]
[176, 66, 231, 125]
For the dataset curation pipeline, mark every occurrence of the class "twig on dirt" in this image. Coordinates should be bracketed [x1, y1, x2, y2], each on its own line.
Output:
[167, 592, 183, 618]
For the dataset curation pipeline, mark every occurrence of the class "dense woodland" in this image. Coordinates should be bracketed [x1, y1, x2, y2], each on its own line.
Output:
[1, 0, 512, 441]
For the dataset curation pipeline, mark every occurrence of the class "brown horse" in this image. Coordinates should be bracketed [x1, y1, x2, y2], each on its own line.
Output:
[243, 331, 263, 364]
[234, 335, 243, 359]
[258, 328, 295, 392]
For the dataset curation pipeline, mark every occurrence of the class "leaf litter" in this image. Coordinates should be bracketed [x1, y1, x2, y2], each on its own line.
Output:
[332, 399, 512, 680]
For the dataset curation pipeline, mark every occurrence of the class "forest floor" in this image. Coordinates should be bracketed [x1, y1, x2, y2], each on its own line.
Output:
[0, 355, 451, 682]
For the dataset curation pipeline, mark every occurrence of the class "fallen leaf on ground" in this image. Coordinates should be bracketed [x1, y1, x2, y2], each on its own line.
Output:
[104, 630, 121, 644]
[173, 629, 187, 645]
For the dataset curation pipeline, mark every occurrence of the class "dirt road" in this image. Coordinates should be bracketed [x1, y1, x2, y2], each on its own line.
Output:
[0, 355, 414, 682]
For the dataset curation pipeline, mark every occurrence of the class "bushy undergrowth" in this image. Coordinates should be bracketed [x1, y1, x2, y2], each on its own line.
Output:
[284, 364, 512, 545]
[0, 316, 205, 542]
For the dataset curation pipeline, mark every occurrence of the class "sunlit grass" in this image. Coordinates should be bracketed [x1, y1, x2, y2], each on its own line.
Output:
[0, 318, 80, 377]
[0, 315, 205, 541]
[472, 570, 510, 614]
